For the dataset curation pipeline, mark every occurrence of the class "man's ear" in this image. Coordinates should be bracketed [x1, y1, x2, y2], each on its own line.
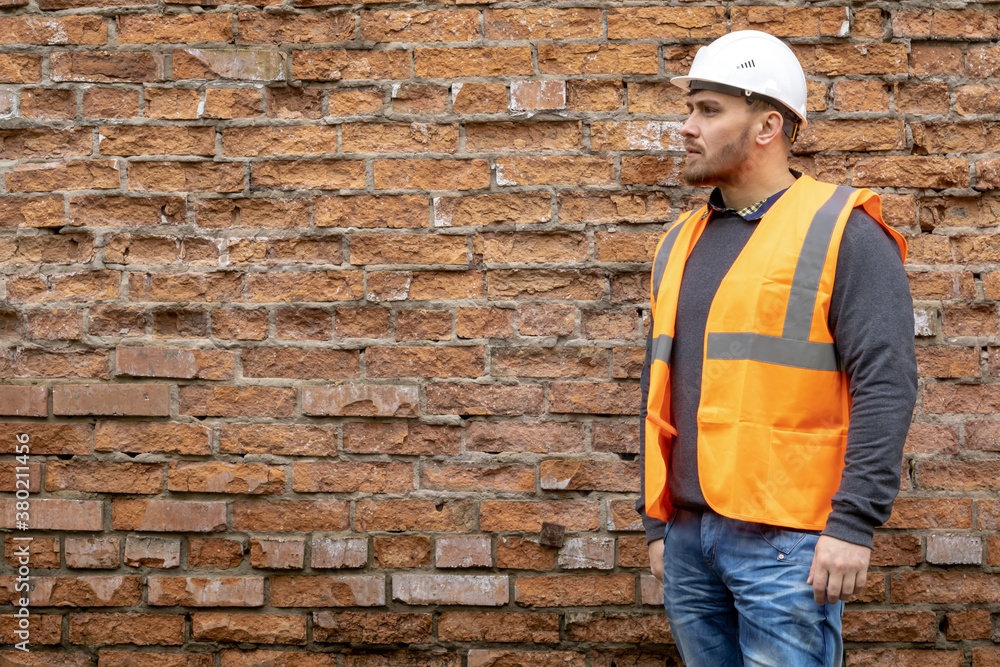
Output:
[755, 110, 785, 147]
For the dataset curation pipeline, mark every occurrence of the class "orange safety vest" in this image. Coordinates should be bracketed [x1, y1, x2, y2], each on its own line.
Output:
[644, 174, 907, 530]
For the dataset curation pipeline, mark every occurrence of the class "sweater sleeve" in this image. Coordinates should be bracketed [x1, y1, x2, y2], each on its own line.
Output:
[636, 323, 669, 544]
[821, 207, 918, 549]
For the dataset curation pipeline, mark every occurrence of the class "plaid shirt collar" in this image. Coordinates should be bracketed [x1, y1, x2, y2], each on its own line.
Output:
[707, 169, 803, 222]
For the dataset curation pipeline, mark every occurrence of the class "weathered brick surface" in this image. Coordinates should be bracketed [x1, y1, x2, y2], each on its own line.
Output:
[0, 1, 994, 659]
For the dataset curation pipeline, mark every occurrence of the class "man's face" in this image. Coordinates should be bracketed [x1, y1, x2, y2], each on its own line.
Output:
[679, 90, 754, 187]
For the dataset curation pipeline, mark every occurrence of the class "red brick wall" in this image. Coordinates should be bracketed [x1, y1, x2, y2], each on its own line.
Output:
[0, 1, 997, 664]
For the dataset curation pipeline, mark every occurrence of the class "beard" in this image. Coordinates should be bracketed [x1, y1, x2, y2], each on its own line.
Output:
[681, 125, 752, 187]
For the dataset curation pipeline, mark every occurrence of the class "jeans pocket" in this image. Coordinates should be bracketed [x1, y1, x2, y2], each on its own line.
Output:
[756, 522, 820, 565]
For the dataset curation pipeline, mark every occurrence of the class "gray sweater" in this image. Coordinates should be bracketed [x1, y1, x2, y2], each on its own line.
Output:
[636, 204, 918, 548]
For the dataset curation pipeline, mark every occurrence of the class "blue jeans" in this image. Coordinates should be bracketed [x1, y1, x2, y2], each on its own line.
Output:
[661, 507, 844, 667]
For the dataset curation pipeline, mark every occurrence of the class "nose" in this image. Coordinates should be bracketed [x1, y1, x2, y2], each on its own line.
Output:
[680, 115, 697, 138]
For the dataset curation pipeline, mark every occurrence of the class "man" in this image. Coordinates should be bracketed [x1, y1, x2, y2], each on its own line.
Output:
[635, 30, 917, 666]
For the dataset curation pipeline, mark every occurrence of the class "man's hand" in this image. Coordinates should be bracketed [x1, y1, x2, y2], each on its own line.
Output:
[806, 535, 870, 605]
[648, 539, 664, 582]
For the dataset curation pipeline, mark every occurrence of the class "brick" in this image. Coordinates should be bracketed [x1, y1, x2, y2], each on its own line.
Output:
[979, 160, 1000, 190]
[892, 572, 1000, 604]
[46, 461, 162, 494]
[351, 233, 465, 265]
[3, 128, 91, 160]
[796, 120, 904, 153]
[894, 10, 1000, 39]
[793, 44, 907, 75]
[468, 651, 583, 667]
[473, 231, 585, 264]
[357, 500, 475, 532]
[374, 159, 490, 190]
[486, 8, 601, 40]
[911, 45, 964, 76]
[0, 575, 139, 607]
[252, 270, 365, 302]
[565, 611, 671, 643]
[453, 82, 505, 114]
[870, 534, 920, 567]
[212, 307, 268, 340]
[895, 82, 949, 115]
[971, 46, 1000, 78]
[242, 347, 358, 378]
[374, 535, 431, 568]
[540, 460, 637, 492]
[957, 83, 1000, 115]
[8, 160, 119, 193]
[115, 346, 232, 380]
[621, 156, 684, 186]
[0, 386, 46, 416]
[362, 10, 478, 42]
[517, 304, 575, 336]
[312, 611, 431, 644]
[223, 125, 338, 156]
[914, 121, 1000, 154]
[144, 87, 199, 119]
[271, 575, 384, 607]
[249, 538, 305, 569]
[457, 307, 514, 339]
[335, 306, 392, 338]
[188, 538, 244, 570]
[480, 501, 598, 532]
[204, 88, 262, 118]
[467, 121, 581, 153]
[568, 79, 623, 112]
[238, 12, 353, 43]
[177, 384, 295, 417]
[467, 423, 582, 455]
[68, 613, 184, 645]
[395, 308, 451, 341]
[51, 52, 163, 83]
[293, 49, 408, 80]
[434, 193, 551, 227]
[591, 121, 682, 153]
[313, 195, 424, 228]
[0, 54, 41, 83]
[343, 423, 460, 455]
[330, 87, 384, 115]
[840, 651, 962, 667]
[96, 421, 211, 455]
[393, 574, 508, 606]
[51, 384, 167, 416]
[426, 382, 544, 416]
[118, 13, 232, 44]
[966, 420, 1000, 450]
[833, 80, 889, 112]
[884, 498, 971, 529]
[841, 610, 937, 643]
[422, 463, 533, 492]
[904, 423, 958, 455]
[0, 197, 65, 229]
[942, 304, 999, 336]
[124, 536, 181, 568]
[219, 650, 330, 667]
[20, 88, 76, 120]
[292, 461, 412, 493]
[169, 461, 285, 494]
[437, 612, 559, 642]
[731, 6, 847, 37]
[496, 536, 555, 570]
[415, 48, 532, 78]
[148, 576, 264, 607]
[192, 612, 306, 644]
[558, 537, 614, 570]
[538, 44, 658, 75]
[366, 345, 483, 377]
[174, 48, 284, 80]
[252, 160, 365, 189]
[850, 157, 968, 189]
[303, 385, 419, 417]
[195, 198, 304, 229]
[549, 382, 639, 415]
[515, 575, 634, 607]
[312, 537, 367, 569]
[0, 424, 92, 456]
[944, 609, 991, 640]
[0, 614, 61, 646]
[926, 534, 982, 565]
[113, 499, 226, 532]
[915, 347, 980, 378]
[392, 84, 448, 113]
[510, 81, 566, 112]
[83, 87, 140, 118]
[435, 536, 491, 568]
[233, 500, 349, 532]
[853, 8, 885, 39]
[5, 535, 58, 569]
[343, 122, 457, 153]
[129, 161, 243, 192]
[919, 460, 1000, 490]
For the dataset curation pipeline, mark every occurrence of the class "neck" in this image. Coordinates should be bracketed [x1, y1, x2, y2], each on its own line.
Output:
[717, 165, 797, 211]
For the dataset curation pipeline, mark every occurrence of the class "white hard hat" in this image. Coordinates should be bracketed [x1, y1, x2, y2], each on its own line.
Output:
[671, 30, 808, 135]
